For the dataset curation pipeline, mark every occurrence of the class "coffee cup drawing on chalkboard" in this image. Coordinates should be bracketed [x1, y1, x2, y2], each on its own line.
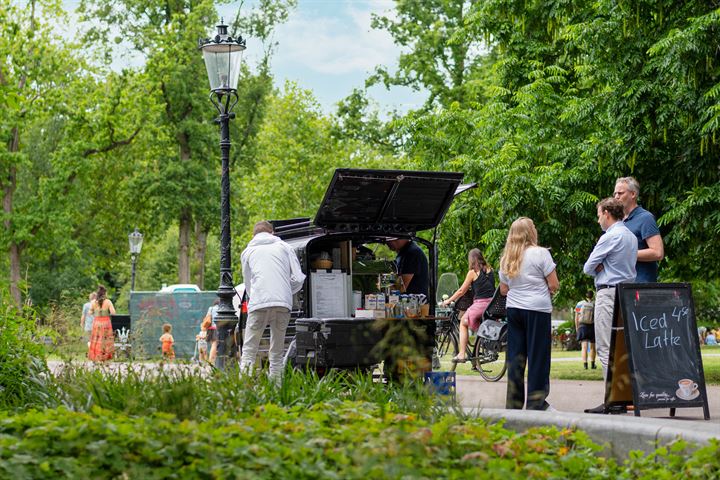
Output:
[677, 378, 700, 400]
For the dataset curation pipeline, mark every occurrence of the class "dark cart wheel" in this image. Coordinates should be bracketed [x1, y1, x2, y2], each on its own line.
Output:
[472, 341, 507, 381]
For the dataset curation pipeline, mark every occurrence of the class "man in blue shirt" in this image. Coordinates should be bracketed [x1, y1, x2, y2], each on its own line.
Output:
[614, 177, 664, 282]
[583, 198, 637, 414]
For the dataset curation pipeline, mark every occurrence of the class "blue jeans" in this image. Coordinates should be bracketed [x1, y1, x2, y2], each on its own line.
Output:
[506, 308, 551, 410]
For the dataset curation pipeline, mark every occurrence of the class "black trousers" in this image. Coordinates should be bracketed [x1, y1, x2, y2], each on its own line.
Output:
[506, 307, 551, 410]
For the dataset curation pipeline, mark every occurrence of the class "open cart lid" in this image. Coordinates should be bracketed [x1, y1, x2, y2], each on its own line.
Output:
[314, 169, 465, 234]
[454, 182, 477, 196]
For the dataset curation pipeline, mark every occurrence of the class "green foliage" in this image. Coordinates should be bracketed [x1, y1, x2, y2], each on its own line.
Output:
[5, 0, 720, 319]
[689, 280, 720, 326]
[0, 401, 618, 479]
[50, 363, 445, 422]
[0, 298, 55, 411]
[1, 0, 295, 309]
[0, 0, 86, 306]
[368, 0, 720, 305]
[1, 364, 719, 479]
[333, 88, 401, 153]
[622, 438, 720, 480]
[234, 83, 399, 253]
[21, 70, 165, 306]
[369, 0, 483, 109]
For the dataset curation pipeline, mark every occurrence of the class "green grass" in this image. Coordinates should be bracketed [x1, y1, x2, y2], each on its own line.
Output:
[441, 348, 720, 385]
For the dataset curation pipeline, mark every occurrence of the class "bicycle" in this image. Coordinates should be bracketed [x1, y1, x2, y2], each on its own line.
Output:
[434, 314, 455, 360]
[444, 288, 508, 382]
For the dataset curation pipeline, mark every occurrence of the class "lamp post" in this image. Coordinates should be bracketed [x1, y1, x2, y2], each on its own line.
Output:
[128, 228, 144, 292]
[199, 20, 246, 369]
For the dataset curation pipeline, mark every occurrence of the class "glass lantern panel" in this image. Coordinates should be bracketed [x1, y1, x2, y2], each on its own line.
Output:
[202, 45, 243, 92]
[129, 234, 143, 254]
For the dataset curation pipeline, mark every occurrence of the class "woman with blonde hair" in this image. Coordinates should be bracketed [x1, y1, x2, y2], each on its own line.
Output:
[440, 248, 495, 362]
[499, 217, 559, 410]
[88, 284, 116, 361]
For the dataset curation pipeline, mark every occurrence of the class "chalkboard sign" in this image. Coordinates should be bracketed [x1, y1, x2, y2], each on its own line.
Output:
[608, 283, 710, 419]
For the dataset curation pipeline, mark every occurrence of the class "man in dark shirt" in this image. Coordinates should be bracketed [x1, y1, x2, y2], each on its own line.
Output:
[614, 177, 664, 282]
[387, 238, 429, 297]
[385, 238, 431, 379]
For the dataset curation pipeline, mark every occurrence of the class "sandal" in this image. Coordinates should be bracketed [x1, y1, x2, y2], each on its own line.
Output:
[451, 355, 468, 363]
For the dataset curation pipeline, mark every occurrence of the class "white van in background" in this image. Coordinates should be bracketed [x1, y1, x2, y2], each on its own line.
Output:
[159, 284, 201, 293]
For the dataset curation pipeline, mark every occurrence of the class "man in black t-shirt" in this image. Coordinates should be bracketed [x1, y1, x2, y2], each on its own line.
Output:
[387, 239, 429, 297]
[386, 238, 431, 379]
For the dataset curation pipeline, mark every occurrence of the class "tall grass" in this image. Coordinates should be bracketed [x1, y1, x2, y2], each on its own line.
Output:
[42, 298, 90, 361]
[50, 364, 454, 422]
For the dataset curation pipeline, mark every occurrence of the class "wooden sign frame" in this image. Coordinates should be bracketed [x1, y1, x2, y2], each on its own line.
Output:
[605, 283, 710, 420]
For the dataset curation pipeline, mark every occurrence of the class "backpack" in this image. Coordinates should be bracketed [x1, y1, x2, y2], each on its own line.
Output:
[579, 300, 594, 325]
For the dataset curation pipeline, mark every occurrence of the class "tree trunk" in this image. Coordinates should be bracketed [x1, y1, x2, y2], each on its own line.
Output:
[193, 222, 207, 290]
[4, 124, 21, 307]
[3, 0, 28, 308]
[177, 134, 192, 284]
[178, 209, 192, 284]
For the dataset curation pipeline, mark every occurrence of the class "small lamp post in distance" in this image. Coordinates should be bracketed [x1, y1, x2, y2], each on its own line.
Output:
[128, 228, 144, 292]
[199, 20, 246, 369]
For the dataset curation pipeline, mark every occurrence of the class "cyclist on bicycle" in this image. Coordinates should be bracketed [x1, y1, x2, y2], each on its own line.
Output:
[440, 248, 495, 363]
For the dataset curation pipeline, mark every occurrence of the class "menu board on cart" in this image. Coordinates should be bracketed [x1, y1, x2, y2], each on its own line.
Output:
[311, 271, 349, 318]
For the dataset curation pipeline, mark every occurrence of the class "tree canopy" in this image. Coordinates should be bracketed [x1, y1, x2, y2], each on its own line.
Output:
[1, 0, 718, 319]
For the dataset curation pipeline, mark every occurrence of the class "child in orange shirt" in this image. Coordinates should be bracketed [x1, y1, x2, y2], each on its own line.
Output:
[159, 323, 175, 361]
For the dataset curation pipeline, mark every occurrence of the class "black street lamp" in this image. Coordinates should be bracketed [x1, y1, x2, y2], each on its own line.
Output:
[199, 20, 246, 369]
[128, 228, 144, 292]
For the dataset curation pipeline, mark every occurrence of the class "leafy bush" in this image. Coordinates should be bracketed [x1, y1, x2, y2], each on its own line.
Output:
[0, 402, 605, 479]
[555, 320, 575, 333]
[0, 300, 55, 411]
[0, 401, 717, 479]
[692, 280, 720, 327]
[2, 360, 719, 478]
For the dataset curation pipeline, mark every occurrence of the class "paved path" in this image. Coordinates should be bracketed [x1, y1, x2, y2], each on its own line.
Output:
[47, 359, 212, 378]
[456, 375, 719, 424]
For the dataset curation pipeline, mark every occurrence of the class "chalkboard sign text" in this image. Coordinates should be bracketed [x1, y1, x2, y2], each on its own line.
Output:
[607, 283, 710, 420]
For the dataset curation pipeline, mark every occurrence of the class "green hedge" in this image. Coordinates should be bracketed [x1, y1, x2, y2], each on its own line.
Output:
[0, 402, 718, 479]
[0, 357, 717, 479]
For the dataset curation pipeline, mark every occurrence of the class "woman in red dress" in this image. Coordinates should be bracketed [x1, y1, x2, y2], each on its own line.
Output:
[88, 285, 116, 361]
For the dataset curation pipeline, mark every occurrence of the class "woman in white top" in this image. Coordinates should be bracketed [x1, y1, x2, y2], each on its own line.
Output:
[499, 217, 559, 410]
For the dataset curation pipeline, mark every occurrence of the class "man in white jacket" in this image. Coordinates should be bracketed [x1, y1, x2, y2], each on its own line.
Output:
[240, 221, 305, 381]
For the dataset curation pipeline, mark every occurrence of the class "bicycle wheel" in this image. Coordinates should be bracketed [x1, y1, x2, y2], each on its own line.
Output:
[435, 323, 455, 359]
[473, 340, 507, 381]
